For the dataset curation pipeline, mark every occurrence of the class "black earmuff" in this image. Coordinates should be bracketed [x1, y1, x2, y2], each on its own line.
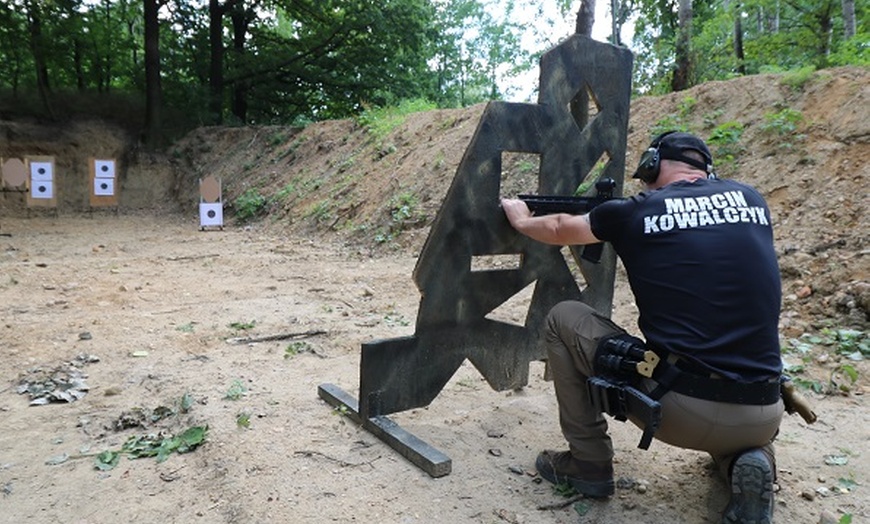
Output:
[634, 131, 675, 183]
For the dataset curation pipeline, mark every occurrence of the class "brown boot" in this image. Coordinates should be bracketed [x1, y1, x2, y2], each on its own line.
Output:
[535, 450, 614, 498]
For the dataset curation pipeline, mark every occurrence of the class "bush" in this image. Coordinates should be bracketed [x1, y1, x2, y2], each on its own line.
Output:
[234, 189, 267, 221]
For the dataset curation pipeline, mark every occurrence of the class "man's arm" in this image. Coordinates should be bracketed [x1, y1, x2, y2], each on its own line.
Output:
[501, 198, 602, 246]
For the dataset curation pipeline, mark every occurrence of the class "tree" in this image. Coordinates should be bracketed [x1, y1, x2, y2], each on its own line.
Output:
[732, 1, 746, 75]
[841, 0, 856, 38]
[143, 0, 164, 145]
[24, 0, 54, 118]
[0, 1, 29, 96]
[671, 0, 693, 91]
[576, 0, 596, 36]
[208, 0, 239, 124]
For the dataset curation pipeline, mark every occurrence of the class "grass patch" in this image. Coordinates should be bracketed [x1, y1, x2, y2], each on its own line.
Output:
[357, 98, 437, 142]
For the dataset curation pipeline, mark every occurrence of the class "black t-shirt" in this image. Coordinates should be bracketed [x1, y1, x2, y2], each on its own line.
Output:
[589, 178, 782, 382]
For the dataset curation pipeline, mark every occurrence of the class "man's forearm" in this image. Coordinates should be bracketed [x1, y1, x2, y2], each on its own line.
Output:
[502, 200, 601, 246]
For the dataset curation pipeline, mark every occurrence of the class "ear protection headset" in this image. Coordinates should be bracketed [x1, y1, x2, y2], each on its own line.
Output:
[634, 131, 676, 183]
[633, 131, 716, 183]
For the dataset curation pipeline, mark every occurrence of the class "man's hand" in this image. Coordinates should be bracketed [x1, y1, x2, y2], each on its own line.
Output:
[500, 198, 533, 228]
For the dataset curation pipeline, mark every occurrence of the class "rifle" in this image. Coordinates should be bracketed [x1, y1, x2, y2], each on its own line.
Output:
[517, 177, 617, 263]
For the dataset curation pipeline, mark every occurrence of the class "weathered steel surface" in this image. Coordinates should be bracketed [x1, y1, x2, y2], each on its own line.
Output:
[359, 36, 633, 419]
[318, 383, 452, 477]
[320, 36, 633, 476]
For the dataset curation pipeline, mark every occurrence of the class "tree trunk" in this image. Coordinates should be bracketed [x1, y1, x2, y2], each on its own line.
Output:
[841, 0, 855, 39]
[575, 0, 595, 37]
[230, 3, 252, 123]
[74, 37, 85, 91]
[671, 0, 693, 91]
[209, 0, 227, 124]
[819, 9, 833, 59]
[143, 0, 163, 146]
[732, 2, 745, 74]
[610, 0, 619, 45]
[25, 1, 55, 118]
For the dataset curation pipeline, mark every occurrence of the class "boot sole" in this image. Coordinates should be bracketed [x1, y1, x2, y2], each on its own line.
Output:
[722, 451, 774, 524]
[535, 454, 615, 498]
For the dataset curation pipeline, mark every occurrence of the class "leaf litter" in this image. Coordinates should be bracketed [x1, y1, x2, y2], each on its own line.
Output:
[15, 354, 99, 405]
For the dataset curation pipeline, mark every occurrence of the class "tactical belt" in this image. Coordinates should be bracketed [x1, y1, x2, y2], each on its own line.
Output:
[591, 335, 784, 450]
[648, 352, 781, 405]
[594, 334, 782, 406]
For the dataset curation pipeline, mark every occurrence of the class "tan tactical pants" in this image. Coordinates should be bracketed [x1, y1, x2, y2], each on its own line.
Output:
[544, 300, 784, 478]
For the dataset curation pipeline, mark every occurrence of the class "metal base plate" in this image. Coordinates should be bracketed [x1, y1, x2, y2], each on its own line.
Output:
[317, 383, 452, 478]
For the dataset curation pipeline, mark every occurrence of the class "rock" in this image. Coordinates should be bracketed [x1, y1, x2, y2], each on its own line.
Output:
[818, 510, 839, 524]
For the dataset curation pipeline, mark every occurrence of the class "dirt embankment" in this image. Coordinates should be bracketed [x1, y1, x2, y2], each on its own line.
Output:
[170, 67, 870, 333]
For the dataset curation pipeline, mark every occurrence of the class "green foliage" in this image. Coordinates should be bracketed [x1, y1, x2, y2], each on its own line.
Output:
[707, 121, 745, 166]
[176, 322, 195, 333]
[1, 0, 866, 125]
[828, 33, 870, 67]
[307, 200, 333, 224]
[123, 426, 208, 463]
[372, 192, 426, 244]
[269, 131, 290, 147]
[373, 191, 425, 245]
[94, 450, 121, 471]
[284, 341, 311, 358]
[650, 115, 690, 137]
[234, 189, 268, 221]
[782, 329, 867, 394]
[95, 426, 208, 470]
[677, 96, 697, 117]
[357, 98, 437, 142]
[574, 160, 608, 196]
[273, 183, 298, 203]
[180, 392, 194, 414]
[760, 108, 804, 136]
[648, 96, 697, 135]
[236, 412, 251, 429]
[228, 320, 257, 331]
[224, 379, 248, 401]
[780, 67, 817, 92]
[390, 192, 420, 224]
[631, 0, 865, 94]
[816, 328, 869, 360]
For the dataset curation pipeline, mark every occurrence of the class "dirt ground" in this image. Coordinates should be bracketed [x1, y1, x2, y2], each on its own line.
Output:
[0, 215, 865, 524]
[0, 66, 868, 524]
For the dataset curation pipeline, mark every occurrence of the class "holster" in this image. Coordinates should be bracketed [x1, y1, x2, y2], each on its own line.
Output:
[587, 376, 662, 450]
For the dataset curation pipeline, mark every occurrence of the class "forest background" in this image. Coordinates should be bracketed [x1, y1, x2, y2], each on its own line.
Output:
[0, 0, 866, 146]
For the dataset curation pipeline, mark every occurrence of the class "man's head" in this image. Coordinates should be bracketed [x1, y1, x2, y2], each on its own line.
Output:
[632, 131, 714, 184]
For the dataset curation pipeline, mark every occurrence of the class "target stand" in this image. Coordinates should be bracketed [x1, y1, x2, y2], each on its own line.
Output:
[199, 176, 223, 230]
[25, 156, 58, 217]
[1, 157, 29, 234]
[89, 158, 120, 214]
[318, 36, 633, 478]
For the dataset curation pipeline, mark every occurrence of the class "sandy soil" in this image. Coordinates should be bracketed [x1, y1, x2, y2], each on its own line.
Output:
[0, 214, 865, 524]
